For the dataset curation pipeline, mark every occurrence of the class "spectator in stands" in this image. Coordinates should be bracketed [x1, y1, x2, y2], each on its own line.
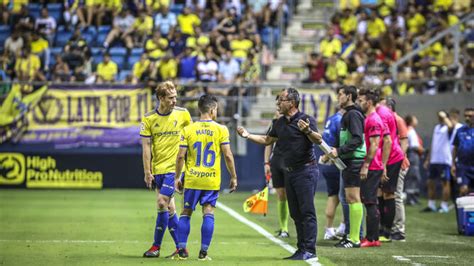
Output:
[35, 8, 57, 45]
[185, 0, 206, 14]
[197, 51, 218, 82]
[356, 10, 368, 37]
[63, 28, 90, 70]
[96, 53, 118, 84]
[186, 26, 210, 53]
[154, 5, 177, 39]
[71, 65, 87, 82]
[51, 55, 71, 82]
[367, 11, 386, 42]
[239, 7, 262, 48]
[215, 8, 238, 37]
[302, 52, 325, 83]
[11, 5, 35, 35]
[201, 8, 217, 33]
[30, 32, 50, 72]
[178, 7, 201, 37]
[132, 53, 151, 85]
[325, 55, 348, 84]
[169, 30, 186, 58]
[101, 0, 123, 27]
[218, 50, 240, 83]
[154, 53, 178, 81]
[240, 51, 261, 83]
[3, 31, 24, 58]
[319, 27, 342, 58]
[178, 47, 198, 83]
[230, 32, 254, 63]
[85, 0, 104, 28]
[406, 5, 425, 37]
[340, 8, 357, 36]
[0, 0, 8, 24]
[103, 9, 135, 50]
[130, 10, 153, 48]
[14, 48, 45, 83]
[384, 9, 405, 37]
[63, 0, 87, 29]
[145, 31, 169, 61]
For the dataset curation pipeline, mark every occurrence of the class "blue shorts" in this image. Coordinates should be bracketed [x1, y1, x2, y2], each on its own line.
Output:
[319, 164, 340, 196]
[183, 189, 219, 210]
[456, 164, 474, 186]
[429, 164, 451, 181]
[154, 173, 175, 197]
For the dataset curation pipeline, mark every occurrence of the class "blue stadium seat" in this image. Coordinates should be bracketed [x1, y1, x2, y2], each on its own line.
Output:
[127, 55, 141, 70]
[0, 32, 9, 45]
[131, 48, 144, 56]
[82, 32, 95, 45]
[50, 47, 63, 56]
[93, 54, 104, 65]
[170, 4, 184, 15]
[55, 31, 73, 47]
[109, 47, 127, 56]
[91, 47, 103, 56]
[48, 10, 62, 24]
[96, 32, 108, 47]
[98, 26, 111, 34]
[111, 55, 125, 69]
[47, 3, 63, 10]
[0, 25, 10, 33]
[118, 70, 131, 81]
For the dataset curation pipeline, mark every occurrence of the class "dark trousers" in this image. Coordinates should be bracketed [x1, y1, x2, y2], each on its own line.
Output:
[285, 164, 318, 254]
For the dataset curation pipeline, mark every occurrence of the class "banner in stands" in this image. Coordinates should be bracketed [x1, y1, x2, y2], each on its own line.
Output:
[20, 85, 154, 147]
[299, 88, 336, 124]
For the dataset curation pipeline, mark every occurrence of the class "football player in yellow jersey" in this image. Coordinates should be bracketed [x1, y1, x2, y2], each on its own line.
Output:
[141, 81, 192, 258]
[174, 94, 238, 260]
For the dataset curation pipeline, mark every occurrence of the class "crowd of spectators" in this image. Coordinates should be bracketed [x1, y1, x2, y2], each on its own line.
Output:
[302, 0, 473, 94]
[1, 0, 292, 96]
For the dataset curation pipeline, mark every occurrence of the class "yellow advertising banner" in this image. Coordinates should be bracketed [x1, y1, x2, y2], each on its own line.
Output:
[298, 88, 337, 124]
[27, 86, 153, 129]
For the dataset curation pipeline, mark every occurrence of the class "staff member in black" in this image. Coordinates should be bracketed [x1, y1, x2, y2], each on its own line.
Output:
[237, 88, 322, 261]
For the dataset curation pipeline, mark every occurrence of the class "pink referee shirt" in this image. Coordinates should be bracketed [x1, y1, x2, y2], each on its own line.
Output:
[365, 111, 388, 170]
[376, 105, 404, 165]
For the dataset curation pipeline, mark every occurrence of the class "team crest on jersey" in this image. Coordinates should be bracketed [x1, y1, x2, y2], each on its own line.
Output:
[154, 122, 160, 127]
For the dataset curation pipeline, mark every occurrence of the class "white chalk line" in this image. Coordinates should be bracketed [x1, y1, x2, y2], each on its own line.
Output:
[216, 202, 321, 266]
[393, 254, 452, 265]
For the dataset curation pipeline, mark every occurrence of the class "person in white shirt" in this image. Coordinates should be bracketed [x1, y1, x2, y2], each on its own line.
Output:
[35, 8, 57, 45]
[103, 9, 135, 49]
[154, 6, 177, 39]
[197, 52, 218, 82]
[218, 50, 240, 83]
[4, 31, 24, 57]
[423, 111, 455, 213]
[405, 115, 424, 205]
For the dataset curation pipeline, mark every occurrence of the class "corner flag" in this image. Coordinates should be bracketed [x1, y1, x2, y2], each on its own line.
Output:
[243, 186, 268, 216]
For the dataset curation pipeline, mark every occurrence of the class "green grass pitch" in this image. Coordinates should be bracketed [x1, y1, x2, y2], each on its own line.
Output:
[1, 189, 473, 265]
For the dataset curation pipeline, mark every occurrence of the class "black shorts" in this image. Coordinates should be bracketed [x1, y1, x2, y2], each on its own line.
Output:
[270, 155, 286, 188]
[381, 160, 402, 193]
[320, 164, 340, 196]
[361, 170, 382, 204]
[342, 159, 363, 188]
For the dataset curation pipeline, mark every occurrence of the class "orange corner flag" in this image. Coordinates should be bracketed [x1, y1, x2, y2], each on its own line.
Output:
[243, 186, 268, 215]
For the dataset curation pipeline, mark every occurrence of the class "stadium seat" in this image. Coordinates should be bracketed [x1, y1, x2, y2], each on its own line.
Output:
[111, 55, 126, 70]
[28, 3, 41, 19]
[118, 70, 131, 81]
[96, 32, 107, 47]
[50, 47, 63, 56]
[54, 31, 73, 47]
[0, 25, 9, 33]
[126, 55, 141, 70]
[47, 3, 63, 10]
[91, 47, 103, 56]
[98, 26, 111, 34]
[93, 54, 104, 65]
[131, 48, 144, 56]
[82, 32, 96, 45]
[48, 10, 62, 24]
[170, 4, 184, 15]
[109, 47, 127, 56]
[0, 32, 9, 46]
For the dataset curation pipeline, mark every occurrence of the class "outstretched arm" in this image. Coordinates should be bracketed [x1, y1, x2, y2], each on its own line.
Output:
[237, 126, 277, 145]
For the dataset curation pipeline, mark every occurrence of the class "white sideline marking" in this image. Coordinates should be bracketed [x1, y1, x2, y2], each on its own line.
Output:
[216, 202, 321, 266]
[393, 255, 452, 265]
[0, 240, 143, 244]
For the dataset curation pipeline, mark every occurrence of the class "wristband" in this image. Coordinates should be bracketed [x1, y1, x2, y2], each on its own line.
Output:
[264, 162, 270, 166]
[305, 130, 313, 135]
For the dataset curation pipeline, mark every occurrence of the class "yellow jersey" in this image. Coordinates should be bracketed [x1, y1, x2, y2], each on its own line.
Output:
[97, 61, 118, 81]
[179, 120, 230, 190]
[140, 107, 192, 175]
